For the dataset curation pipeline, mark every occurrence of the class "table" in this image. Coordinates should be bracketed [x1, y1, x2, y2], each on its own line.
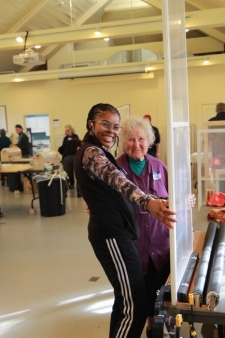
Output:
[0, 163, 41, 211]
[0, 163, 31, 173]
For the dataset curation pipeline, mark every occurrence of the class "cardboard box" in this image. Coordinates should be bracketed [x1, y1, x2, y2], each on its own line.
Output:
[23, 177, 38, 194]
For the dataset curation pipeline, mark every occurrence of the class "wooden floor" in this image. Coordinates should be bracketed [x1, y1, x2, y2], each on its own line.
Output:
[0, 182, 221, 338]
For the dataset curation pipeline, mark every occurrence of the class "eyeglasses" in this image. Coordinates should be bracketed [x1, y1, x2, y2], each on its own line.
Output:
[94, 120, 122, 133]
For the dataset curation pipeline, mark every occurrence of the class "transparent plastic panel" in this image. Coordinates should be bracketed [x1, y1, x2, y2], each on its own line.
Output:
[162, 0, 193, 305]
[197, 127, 225, 208]
[174, 125, 193, 259]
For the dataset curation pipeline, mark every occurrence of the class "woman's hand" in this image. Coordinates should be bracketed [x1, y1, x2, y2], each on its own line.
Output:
[83, 201, 90, 214]
[146, 199, 177, 229]
[188, 193, 196, 208]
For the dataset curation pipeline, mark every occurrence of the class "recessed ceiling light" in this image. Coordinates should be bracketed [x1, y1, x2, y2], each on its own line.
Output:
[14, 75, 21, 82]
[34, 45, 42, 49]
[203, 59, 209, 65]
[16, 36, 24, 43]
[104, 37, 110, 41]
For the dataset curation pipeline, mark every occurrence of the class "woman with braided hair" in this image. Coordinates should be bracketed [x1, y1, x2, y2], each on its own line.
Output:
[74, 103, 176, 338]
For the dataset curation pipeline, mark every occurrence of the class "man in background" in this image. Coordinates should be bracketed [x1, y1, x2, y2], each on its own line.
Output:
[0, 128, 11, 186]
[208, 102, 225, 192]
[0, 128, 11, 151]
[10, 124, 30, 158]
[208, 102, 225, 121]
[8, 125, 30, 192]
[143, 114, 160, 158]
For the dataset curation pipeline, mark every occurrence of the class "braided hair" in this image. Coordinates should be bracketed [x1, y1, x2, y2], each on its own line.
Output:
[86, 103, 120, 131]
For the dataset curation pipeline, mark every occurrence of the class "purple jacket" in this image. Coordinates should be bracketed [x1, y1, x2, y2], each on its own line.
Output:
[117, 153, 170, 273]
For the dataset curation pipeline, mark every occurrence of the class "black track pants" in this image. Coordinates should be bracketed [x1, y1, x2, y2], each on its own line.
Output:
[91, 238, 148, 338]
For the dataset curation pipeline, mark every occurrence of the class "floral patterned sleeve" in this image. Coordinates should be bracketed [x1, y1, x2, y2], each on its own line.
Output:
[82, 146, 155, 210]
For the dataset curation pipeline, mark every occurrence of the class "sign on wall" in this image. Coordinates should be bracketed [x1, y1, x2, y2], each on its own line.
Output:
[0, 106, 7, 131]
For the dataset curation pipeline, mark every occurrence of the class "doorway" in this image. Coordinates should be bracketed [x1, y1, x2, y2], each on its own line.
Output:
[25, 114, 50, 155]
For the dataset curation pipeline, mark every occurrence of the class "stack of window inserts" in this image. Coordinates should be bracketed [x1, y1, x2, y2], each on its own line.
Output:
[193, 221, 225, 310]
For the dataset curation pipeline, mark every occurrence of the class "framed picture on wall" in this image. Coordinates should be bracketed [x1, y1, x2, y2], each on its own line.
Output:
[0, 105, 7, 131]
[117, 104, 130, 122]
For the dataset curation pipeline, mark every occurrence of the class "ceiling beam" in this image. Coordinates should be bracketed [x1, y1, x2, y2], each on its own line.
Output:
[66, 37, 223, 65]
[185, 0, 204, 9]
[185, 0, 225, 44]
[187, 36, 224, 54]
[77, 0, 114, 25]
[8, 0, 48, 33]
[142, 0, 162, 10]
[2, 53, 225, 84]
[202, 28, 225, 44]
[186, 8, 225, 29]
[0, 16, 163, 51]
[1, 8, 225, 51]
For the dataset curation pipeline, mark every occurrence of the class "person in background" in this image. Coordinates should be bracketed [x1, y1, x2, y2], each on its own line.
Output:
[143, 114, 160, 158]
[10, 124, 30, 158]
[0, 128, 11, 151]
[208, 102, 225, 190]
[74, 103, 177, 338]
[0, 128, 11, 185]
[117, 117, 195, 338]
[58, 125, 81, 194]
[208, 102, 225, 121]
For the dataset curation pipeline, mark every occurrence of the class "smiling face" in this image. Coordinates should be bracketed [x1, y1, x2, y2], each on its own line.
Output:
[123, 127, 149, 161]
[90, 111, 121, 149]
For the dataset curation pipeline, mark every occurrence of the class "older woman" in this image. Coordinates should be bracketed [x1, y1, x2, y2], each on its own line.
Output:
[116, 117, 171, 338]
[58, 124, 81, 195]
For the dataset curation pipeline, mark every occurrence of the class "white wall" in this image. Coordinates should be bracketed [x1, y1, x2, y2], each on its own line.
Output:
[0, 63, 224, 163]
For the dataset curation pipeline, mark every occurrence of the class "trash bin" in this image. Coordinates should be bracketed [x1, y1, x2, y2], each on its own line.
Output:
[37, 177, 67, 217]
[7, 173, 23, 192]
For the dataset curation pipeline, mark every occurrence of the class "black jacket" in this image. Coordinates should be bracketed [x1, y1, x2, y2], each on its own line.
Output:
[58, 133, 80, 159]
[17, 132, 30, 156]
[74, 135, 139, 242]
[208, 111, 225, 121]
[147, 125, 160, 157]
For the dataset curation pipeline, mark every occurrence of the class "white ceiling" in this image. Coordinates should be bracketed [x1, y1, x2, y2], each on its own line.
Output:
[1, 0, 225, 82]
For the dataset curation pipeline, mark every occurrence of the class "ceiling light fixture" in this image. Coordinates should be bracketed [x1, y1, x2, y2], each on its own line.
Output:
[14, 75, 21, 82]
[16, 36, 24, 43]
[145, 65, 152, 72]
[34, 45, 42, 49]
[203, 58, 210, 65]
[104, 37, 110, 41]
[94, 26, 101, 36]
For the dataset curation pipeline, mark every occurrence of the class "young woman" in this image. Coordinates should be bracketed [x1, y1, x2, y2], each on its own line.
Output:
[74, 103, 176, 338]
